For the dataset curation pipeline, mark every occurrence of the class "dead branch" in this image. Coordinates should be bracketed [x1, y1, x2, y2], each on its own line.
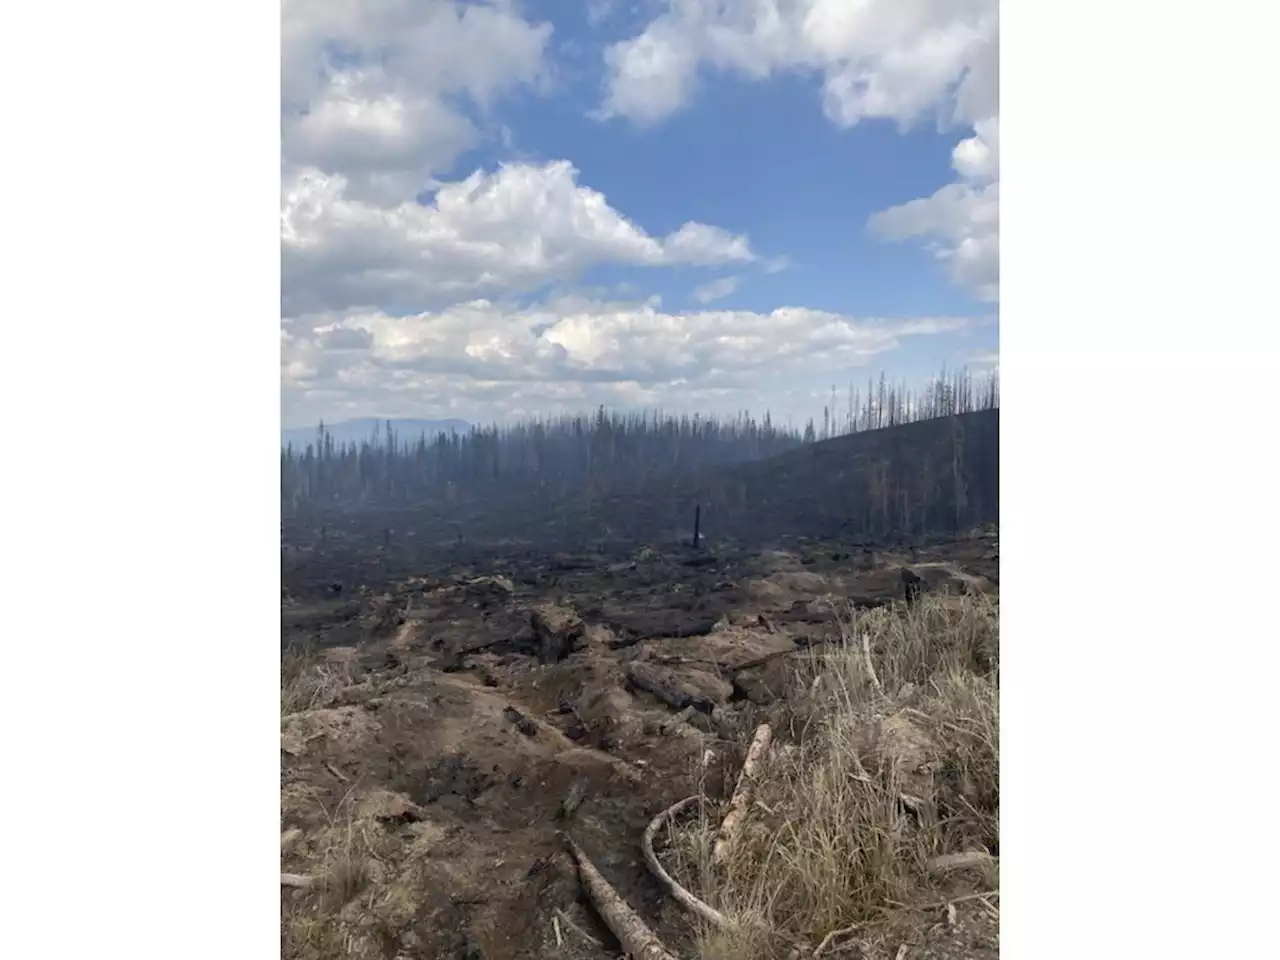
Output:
[566, 836, 680, 960]
[812, 923, 861, 958]
[641, 796, 732, 930]
[280, 873, 313, 889]
[861, 632, 885, 698]
[912, 890, 1000, 910]
[927, 851, 997, 875]
[713, 723, 773, 867]
[553, 907, 603, 947]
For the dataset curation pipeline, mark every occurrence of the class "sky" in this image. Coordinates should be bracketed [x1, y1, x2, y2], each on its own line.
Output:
[280, 0, 999, 429]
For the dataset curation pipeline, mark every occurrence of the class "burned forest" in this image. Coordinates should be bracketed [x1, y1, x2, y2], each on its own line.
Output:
[282, 370, 999, 586]
[281, 368, 1001, 960]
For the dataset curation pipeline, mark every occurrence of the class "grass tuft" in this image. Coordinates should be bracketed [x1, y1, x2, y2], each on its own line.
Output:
[667, 593, 999, 959]
[281, 641, 359, 717]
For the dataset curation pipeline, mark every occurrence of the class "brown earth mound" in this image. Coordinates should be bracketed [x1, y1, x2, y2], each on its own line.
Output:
[282, 533, 998, 960]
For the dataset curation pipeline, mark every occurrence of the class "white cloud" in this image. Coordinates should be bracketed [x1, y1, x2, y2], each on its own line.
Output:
[663, 222, 754, 265]
[692, 276, 741, 304]
[599, 0, 1000, 300]
[282, 0, 552, 202]
[600, 22, 701, 126]
[282, 160, 755, 315]
[281, 295, 971, 424]
[869, 183, 999, 302]
[868, 115, 998, 300]
[277, 1, 996, 425]
[600, 1, 995, 129]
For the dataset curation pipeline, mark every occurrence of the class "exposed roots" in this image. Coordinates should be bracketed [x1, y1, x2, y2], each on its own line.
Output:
[642, 796, 732, 930]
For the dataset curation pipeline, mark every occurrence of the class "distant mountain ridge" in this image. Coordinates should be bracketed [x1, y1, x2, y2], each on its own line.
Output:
[282, 418, 471, 450]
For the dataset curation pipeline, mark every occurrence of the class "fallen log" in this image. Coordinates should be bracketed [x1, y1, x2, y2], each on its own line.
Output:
[713, 724, 773, 867]
[565, 836, 680, 960]
[606, 613, 722, 648]
[624, 662, 716, 713]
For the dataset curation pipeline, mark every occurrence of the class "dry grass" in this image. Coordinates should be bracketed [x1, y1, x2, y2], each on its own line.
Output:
[282, 788, 395, 960]
[665, 593, 999, 959]
[281, 642, 359, 717]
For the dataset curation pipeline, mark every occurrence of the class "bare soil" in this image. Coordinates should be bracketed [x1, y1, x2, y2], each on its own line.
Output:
[281, 531, 999, 960]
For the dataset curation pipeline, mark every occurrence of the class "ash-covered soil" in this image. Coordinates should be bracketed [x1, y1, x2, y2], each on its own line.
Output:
[281, 532, 999, 960]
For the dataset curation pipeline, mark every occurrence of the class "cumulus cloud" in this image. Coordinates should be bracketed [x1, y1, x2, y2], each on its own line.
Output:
[282, 0, 553, 202]
[282, 160, 756, 315]
[599, 0, 1000, 300]
[600, 1, 995, 128]
[868, 113, 998, 301]
[278, 1, 992, 425]
[281, 296, 972, 424]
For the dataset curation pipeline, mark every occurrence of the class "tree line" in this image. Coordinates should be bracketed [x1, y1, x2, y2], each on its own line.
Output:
[281, 367, 999, 533]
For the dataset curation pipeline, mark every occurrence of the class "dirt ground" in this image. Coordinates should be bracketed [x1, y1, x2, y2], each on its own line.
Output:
[281, 531, 999, 960]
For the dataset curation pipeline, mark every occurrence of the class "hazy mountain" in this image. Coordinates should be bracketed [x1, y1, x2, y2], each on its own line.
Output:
[282, 418, 471, 450]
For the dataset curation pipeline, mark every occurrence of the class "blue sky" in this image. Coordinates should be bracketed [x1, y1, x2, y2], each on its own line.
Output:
[281, 0, 999, 428]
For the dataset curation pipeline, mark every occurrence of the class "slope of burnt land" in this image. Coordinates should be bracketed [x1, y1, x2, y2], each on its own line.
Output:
[714, 407, 999, 540]
[281, 533, 999, 960]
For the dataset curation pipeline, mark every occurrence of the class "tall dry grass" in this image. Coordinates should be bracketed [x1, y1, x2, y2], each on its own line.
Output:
[668, 593, 999, 959]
